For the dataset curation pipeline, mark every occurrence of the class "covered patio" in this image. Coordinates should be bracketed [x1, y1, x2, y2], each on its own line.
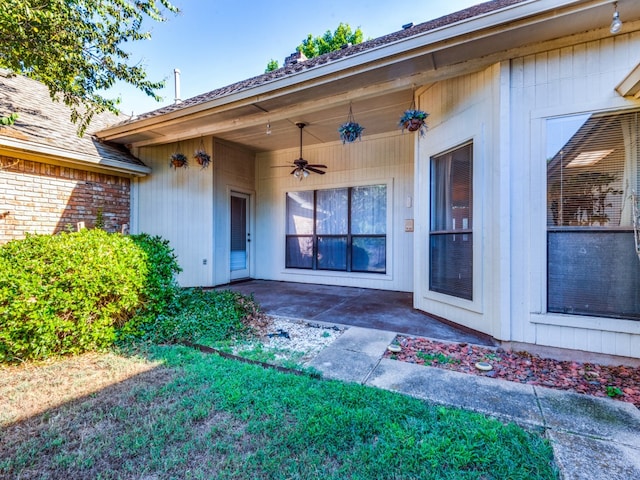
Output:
[220, 280, 495, 346]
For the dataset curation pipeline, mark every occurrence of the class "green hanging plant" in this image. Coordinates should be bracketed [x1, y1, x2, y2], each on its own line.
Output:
[338, 103, 364, 144]
[399, 109, 428, 136]
[170, 152, 188, 169]
[193, 149, 211, 168]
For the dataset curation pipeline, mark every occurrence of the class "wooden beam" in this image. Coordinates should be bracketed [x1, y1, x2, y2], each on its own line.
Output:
[616, 63, 640, 99]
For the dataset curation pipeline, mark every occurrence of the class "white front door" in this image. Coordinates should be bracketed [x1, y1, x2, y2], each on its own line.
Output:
[230, 192, 250, 280]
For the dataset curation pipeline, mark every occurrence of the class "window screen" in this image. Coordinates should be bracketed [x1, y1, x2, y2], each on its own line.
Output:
[429, 143, 473, 300]
[547, 111, 640, 320]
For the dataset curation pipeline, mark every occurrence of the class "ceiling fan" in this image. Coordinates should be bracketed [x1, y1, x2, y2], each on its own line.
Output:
[274, 122, 327, 180]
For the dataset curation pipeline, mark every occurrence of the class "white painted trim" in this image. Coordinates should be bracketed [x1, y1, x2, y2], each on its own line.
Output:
[531, 313, 640, 335]
[130, 177, 139, 234]
[280, 268, 394, 282]
[226, 185, 256, 282]
[0, 137, 150, 176]
[529, 104, 640, 332]
[279, 177, 395, 281]
[529, 115, 547, 314]
[497, 60, 512, 340]
[530, 99, 637, 121]
[420, 137, 483, 316]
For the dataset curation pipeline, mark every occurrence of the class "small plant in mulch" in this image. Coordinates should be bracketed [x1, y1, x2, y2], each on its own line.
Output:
[416, 351, 461, 366]
[386, 335, 640, 408]
[606, 385, 624, 398]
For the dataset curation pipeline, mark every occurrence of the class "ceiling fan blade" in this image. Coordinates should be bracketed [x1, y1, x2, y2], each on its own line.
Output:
[271, 165, 295, 168]
[290, 168, 299, 175]
[307, 164, 327, 168]
[307, 167, 326, 175]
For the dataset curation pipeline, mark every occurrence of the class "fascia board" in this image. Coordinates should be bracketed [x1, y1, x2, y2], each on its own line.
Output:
[0, 137, 150, 176]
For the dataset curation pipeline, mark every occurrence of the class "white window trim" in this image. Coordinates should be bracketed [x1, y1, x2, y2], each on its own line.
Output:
[531, 313, 640, 335]
[531, 105, 640, 326]
[280, 177, 394, 280]
[422, 139, 483, 315]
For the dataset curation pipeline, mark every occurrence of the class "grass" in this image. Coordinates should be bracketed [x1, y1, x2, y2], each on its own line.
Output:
[0, 345, 559, 479]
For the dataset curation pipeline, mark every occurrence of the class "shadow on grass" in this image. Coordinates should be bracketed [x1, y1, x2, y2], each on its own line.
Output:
[1, 345, 559, 480]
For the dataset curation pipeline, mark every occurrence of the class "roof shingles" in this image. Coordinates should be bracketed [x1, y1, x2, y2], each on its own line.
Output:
[0, 71, 145, 169]
[126, 0, 526, 123]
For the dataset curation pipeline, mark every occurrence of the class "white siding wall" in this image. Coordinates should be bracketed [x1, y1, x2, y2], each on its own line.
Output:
[254, 132, 415, 292]
[135, 138, 215, 287]
[510, 32, 640, 357]
[414, 64, 505, 337]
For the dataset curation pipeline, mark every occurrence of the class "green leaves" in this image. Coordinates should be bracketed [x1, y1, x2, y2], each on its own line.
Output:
[267, 23, 365, 72]
[131, 288, 259, 345]
[0, 230, 181, 362]
[300, 23, 364, 58]
[0, 0, 179, 135]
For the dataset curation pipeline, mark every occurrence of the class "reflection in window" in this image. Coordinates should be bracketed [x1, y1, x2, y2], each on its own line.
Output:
[547, 111, 640, 320]
[285, 185, 387, 273]
[429, 143, 473, 300]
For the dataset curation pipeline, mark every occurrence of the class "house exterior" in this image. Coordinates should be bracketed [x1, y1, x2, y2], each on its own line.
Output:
[97, 0, 640, 360]
[0, 71, 149, 243]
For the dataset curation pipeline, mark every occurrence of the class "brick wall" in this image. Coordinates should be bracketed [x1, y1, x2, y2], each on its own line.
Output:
[0, 156, 130, 244]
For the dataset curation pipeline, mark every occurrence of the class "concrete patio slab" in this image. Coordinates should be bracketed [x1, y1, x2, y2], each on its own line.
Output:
[221, 280, 494, 345]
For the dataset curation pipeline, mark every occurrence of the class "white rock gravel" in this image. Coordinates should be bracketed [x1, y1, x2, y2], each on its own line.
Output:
[246, 316, 346, 365]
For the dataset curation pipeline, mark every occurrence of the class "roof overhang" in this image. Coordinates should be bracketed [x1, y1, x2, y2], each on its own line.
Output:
[97, 0, 640, 152]
[0, 137, 151, 177]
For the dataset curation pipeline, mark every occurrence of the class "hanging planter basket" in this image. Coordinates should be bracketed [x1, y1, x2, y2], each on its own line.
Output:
[399, 108, 429, 136]
[170, 152, 188, 169]
[194, 150, 211, 168]
[194, 140, 211, 169]
[338, 104, 364, 144]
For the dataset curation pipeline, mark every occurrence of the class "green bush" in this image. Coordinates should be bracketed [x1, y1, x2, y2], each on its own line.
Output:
[0, 230, 181, 362]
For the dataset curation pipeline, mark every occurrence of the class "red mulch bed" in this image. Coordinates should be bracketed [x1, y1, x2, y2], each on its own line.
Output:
[384, 336, 640, 409]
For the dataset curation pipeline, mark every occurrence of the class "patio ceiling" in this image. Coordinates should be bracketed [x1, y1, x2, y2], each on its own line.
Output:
[99, 0, 640, 153]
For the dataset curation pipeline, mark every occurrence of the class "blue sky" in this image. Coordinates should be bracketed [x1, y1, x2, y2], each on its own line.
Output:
[112, 0, 480, 116]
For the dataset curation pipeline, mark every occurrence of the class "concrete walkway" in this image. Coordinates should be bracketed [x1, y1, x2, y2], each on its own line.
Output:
[309, 326, 640, 480]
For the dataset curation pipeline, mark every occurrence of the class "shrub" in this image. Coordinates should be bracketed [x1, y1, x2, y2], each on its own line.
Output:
[135, 288, 264, 345]
[0, 230, 181, 362]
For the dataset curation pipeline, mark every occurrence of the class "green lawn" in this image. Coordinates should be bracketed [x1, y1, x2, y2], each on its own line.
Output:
[1, 345, 558, 479]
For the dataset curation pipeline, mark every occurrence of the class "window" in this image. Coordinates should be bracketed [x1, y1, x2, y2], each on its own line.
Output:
[429, 143, 473, 300]
[286, 185, 387, 273]
[546, 111, 640, 320]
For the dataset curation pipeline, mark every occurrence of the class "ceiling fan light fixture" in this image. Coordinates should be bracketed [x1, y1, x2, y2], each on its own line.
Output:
[291, 123, 327, 180]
